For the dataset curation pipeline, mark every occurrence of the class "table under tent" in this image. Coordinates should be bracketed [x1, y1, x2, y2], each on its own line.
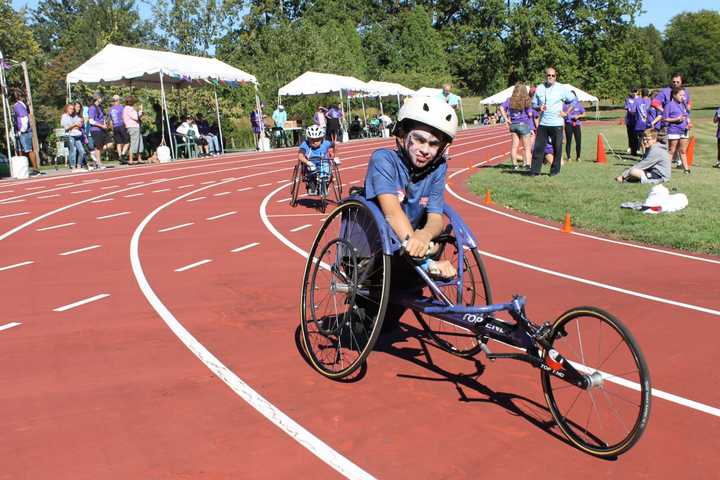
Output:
[66, 43, 260, 159]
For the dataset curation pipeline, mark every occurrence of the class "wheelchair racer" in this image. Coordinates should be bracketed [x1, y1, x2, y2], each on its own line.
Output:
[298, 124, 335, 195]
[364, 96, 458, 280]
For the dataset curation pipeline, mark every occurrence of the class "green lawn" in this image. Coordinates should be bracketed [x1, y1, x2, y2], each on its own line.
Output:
[466, 118, 720, 255]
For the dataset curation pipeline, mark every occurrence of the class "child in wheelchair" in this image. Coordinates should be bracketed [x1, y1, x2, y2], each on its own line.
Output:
[361, 96, 460, 331]
[298, 124, 335, 195]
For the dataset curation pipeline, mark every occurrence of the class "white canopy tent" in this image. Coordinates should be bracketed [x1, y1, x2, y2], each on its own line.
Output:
[480, 83, 600, 119]
[413, 87, 467, 128]
[66, 43, 261, 157]
[364, 80, 415, 118]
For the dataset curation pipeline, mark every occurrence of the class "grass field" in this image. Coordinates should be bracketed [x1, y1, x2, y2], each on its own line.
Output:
[466, 117, 720, 255]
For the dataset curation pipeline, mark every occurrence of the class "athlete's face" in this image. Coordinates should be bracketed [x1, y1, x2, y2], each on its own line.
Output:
[404, 126, 444, 169]
[308, 137, 323, 148]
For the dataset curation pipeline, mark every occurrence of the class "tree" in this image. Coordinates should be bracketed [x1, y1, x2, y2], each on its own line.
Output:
[149, 0, 232, 55]
[664, 10, 720, 85]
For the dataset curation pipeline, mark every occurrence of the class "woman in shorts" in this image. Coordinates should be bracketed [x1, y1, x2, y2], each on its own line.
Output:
[662, 87, 691, 174]
[500, 82, 534, 169]
[123, 96, 144, 164]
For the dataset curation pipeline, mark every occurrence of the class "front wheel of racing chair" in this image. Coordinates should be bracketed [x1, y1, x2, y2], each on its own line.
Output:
[300, 199, 392, 379]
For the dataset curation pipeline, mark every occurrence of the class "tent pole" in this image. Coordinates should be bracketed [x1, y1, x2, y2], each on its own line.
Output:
[214, 87, 224, 154]
[0, 48, 14, 159]
[379, 96, 384, 116]
[459, 98, 467, 129]
[397, 93, 401, 110]
[159, 71, 174, 159]
[338, 89, 346, 131]
[21, 61, 40, 161]
[360, 96, 367, 126]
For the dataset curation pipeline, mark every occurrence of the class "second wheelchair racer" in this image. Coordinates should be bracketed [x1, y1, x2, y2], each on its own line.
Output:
[298, 124, 335, 195]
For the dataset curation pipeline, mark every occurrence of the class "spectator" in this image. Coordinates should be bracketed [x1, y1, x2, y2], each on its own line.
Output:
[624, 87, 639, 155]
[12, 88, 40, 175]
[348, 115, 363, 139]
[176, 115, 200, 138]
[313, 106, 327, 128]
[652, 72, 692, 165]
[250, 104, 264, 149]
[87, 93, 109, 169]
[714, 106, 720, 168]
[663, 87, 691, 173]
[73, 102, 89, 168]
[438, 83, 461, 111]
[272, 104, 287, 129]
[123, 96, 144, 164]
[197, 113, 220, 155]
[563, 90, 585, 162]
[529, 66, 574, 176]
[60, 103, 84, 172]
[109, 94, 129, 164]
[325, 103, 343, 143]
[615, 129, 671, 183]
[499, 82, 533, 169]
[633, 88, 652, 154]
[378, 112, 392, 130]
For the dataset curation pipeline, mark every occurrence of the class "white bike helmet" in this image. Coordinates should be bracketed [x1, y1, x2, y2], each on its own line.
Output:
[306, 124, 325, 139]
[394, 96, 458, 141]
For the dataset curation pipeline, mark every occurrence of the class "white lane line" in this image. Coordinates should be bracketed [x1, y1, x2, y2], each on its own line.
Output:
[174, 259, 212, 272]
[349, 179, 361, 184]
[277, 197, 292, 203]
[177, 184, 195, 189]
[97, 211, 131, 220]
[258, 181, 720, 422]
[231, 242, 259, 253]
[127, 181, 144, 185]
[276, 179, 287, 184]
[91, 198, 114, 203]
[267, 213, 326, 217]
[53, 293, 110, 312]
[237, 187, 253, 192]
[446, 163, 720, 266]
[213, 191, 231, 197]
[206, 211, 237, 221]
[38, 194, 61, 199]
[0, 261, 33, 272]
[70, 189, 92, 194]
[59, 245, 101, 256]
[201, 180, 215, 185]
[123, 193, 144, 198]
[0, 199, 25, 204]
[26, 186, 47, 191]
[100, 185, 119, 190]
[159, 222, 194, 233]
[37, 222, 75, 231]
[55, 182, 73, 186]
[0, 212, 30, 219]
[152, 188, 171, 193]
[0, 190, 15, 194]
[0, 322, 21, 332]
[290, 224, 312, 232]
[258, 183, 272, 187]
[187, 196, 206, 202]
[130, 187, 374, 480]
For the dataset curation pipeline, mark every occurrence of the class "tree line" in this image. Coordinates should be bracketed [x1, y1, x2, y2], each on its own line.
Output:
[1, 0, 719, 144]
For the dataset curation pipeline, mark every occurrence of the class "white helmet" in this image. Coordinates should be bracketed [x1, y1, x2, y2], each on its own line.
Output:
[306, 124, 325, 139]
[395, 96, 458, 140]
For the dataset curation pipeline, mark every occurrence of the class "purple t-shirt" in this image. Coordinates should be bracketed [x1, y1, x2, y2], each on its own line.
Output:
[663, 100, 689, 135]
[647, 107, 660, 131]
[501, 99, 532, 125]
[634, 98, 652, 132]
[88, 104, 106, 132]
[108, 105, 124, 127]
[326, 107, 343, 120]
[13, 101, 30, 133]
[715, 107, 720, 139]
[624, 97, 637, 125]
[564, 100, 585, 126]
[544, 136, 554, 155]
[527, 108, 538, 132]
[653, 86, 691, 114]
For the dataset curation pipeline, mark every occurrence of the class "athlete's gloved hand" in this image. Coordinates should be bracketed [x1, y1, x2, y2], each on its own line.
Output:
[307, 163, 316, 172]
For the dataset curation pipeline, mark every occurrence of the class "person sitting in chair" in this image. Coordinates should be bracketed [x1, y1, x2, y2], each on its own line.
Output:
[298, 125, 335, 195]
[348, 115, 363, 139]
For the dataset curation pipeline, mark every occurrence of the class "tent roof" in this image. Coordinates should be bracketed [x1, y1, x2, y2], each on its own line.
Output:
[480, 83, 599, 104]
[278, 71, 370, 96]
[413, 87, 443, 97]
[66, 44, 257, 88]
[366, 80, 415, 97]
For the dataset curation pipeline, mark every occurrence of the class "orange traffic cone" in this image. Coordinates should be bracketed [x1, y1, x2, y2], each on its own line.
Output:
[561, 211, 572, 233]
[596, 135, 607, 164]
[483, 189, 492, 205]
[686, 136, 696, 168]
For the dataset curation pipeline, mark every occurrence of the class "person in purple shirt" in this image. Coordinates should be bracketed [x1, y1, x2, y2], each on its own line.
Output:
[325, 103, 343, 143]
[87, 93, 109, 169]
[12, 89, 40, 174]
[652, 72, 692, 117]
[563, 91, 586, 162]
[499, 82, 534, 169]
[108, 95, 129, 164]
[663, 87, 691, 173]
[624, 87, 639, 155]
[633, 88, 652, 155]
[713, 107, 720, 168]
[250, 103, 265, 150]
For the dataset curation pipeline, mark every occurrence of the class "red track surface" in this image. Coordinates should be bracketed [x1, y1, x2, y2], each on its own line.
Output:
[1, 125, 718, 479]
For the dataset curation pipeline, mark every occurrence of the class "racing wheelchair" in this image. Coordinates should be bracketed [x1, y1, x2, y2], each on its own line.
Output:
[299, 193, 651, 457]
[289, 156, 342, 213]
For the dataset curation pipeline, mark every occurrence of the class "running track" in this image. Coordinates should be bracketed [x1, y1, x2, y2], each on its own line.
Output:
[1, 125, 717, 478]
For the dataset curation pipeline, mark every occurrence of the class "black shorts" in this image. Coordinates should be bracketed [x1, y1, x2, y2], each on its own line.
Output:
[326, 117, 341, 135]
[90, 130, 109, 150]
[113, 126, 130, 144]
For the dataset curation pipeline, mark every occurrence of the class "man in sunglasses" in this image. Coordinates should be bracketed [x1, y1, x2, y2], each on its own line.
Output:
[529, 67, 575, 176]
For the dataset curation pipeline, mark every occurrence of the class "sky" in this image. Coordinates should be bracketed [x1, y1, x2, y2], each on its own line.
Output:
[10, 0, 720, 33]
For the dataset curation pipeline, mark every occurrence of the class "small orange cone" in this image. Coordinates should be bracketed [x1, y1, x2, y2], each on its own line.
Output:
[596, 135, 607, 164]
[561, 211, 572, 233]
[686, 136, 696, 168]
[483, 189, 492, 205]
